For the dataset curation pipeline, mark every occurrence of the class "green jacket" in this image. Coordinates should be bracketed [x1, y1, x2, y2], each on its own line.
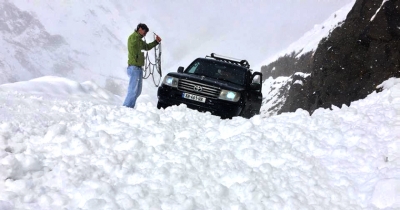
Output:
[127, 31, 159, 67]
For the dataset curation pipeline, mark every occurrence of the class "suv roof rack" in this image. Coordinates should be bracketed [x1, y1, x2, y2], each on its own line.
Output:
[206, 53, 250, 69]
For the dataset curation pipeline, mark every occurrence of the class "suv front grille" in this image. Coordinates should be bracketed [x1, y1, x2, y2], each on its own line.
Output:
[178, 79, 221, 98]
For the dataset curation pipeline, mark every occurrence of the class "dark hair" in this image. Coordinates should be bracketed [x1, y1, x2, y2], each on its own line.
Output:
[137, 23, 149, 32]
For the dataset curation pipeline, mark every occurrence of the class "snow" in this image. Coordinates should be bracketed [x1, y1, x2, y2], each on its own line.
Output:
[1, 1, 399, 209]
[1, 76, 400, 209]
[260, 76, 291, 116]
[0, 76, 120, 105]
[294, 72, 311, 78]
[260, 72, 310, 116]
[371, 0, 389, 22]
[372, 179, 400, 208]
[293, 80, 304, 86]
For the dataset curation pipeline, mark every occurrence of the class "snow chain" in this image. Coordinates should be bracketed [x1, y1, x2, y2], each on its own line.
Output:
[143, 34, 162, 87]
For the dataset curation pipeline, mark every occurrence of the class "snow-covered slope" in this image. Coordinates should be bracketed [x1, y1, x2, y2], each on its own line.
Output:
[11, 0, 134, 79]
[260, 73, 311, 116]
[0, 2, 79, 83]
[260, 76, 290, 116]
[0, 1, 136, 96]
[258, 0, 356, 67]
[0, 76, 122, 105]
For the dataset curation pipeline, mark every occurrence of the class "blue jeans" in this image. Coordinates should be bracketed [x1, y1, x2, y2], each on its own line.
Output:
[123, 66, 143, 108]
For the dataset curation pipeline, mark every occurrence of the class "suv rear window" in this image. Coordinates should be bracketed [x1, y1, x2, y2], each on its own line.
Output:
[185, 59, 247, 85]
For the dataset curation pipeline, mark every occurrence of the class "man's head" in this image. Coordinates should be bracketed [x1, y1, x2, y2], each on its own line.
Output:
[137, 23, 149, 36]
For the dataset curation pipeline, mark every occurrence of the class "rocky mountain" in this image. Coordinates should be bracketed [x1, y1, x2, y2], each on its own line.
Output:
[0, 2, 75, 84]
[0, 1, 132, 96]
[261, 0, 400, 115]
[260, 2, 354, 116]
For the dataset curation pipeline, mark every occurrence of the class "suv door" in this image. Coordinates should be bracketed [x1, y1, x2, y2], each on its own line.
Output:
[241, 72, 263, 118]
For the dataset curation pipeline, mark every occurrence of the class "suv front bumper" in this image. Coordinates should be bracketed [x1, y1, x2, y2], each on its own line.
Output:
[157, 86, 243, 119]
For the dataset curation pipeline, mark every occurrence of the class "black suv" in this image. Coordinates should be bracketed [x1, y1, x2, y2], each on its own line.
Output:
[157, 53, 262, 119]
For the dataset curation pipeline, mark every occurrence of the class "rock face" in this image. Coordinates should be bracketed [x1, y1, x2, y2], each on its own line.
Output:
[270, 0, 400, 114]
[261, 51, 313, 79]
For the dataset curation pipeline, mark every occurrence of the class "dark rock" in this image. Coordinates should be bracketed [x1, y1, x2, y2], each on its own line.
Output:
[276, 0, 400, 114]
[261, 51, 313, 79]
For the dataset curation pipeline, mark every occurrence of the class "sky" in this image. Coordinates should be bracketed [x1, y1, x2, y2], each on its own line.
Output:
[0, 76, 400, 209]
[131, 0, 355, 70]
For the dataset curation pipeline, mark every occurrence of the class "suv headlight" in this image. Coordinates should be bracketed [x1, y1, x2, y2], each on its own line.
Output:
[162, 76, 179, 88]
[219, 90, 240, 102]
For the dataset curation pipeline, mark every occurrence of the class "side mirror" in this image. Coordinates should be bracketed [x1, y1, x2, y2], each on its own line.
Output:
[250, 72, 263, 91]
[251, 72, 263, 82]
[177, 66, 184, 73]
[250, 83, 261, 90]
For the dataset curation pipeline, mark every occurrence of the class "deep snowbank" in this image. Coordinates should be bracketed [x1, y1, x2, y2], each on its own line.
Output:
[0, 76, 399, 209]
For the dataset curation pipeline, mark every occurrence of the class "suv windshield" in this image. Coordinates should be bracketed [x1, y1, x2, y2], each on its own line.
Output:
[185, 59, 247, 85]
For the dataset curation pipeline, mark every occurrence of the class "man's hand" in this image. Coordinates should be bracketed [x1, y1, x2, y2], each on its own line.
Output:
[155, 35, 162, 43]
[153, 32, 162, 43]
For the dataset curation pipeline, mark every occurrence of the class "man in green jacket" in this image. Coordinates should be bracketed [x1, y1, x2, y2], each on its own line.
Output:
[123, 23, 162, 108]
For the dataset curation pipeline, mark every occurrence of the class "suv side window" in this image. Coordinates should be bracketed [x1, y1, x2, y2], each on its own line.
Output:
[187, 62, 200, 74]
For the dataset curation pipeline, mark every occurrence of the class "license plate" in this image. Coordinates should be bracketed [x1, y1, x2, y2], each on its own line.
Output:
[182, 93, 206, 103]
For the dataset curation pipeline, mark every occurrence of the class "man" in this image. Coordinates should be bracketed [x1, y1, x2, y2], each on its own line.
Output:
[123, 23, 162, 108]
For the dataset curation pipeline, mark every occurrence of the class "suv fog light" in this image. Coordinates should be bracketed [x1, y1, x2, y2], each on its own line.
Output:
[219, 90, 240, 102]
[163, 76, 179, 88]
